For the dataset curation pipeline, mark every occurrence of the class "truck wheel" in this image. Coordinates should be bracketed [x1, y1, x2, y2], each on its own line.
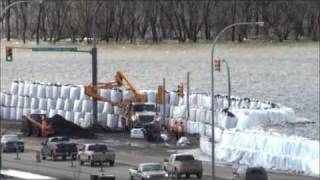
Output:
[175, 170, 180, 179]
[72, 155, 77, 160]
[90, 161, 95, 167]
[186, 173, 190, 178]
[80, 161, 84, 165]
[109, 160, 115, 167]
[196, 172, 202, 179]
[130, 175, 134, 180]
[42, 155, 46, 160]
[51, 153, 57, 161]
[62, 156, 66, 160]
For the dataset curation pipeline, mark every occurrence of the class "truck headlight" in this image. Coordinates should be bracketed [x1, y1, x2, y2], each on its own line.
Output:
[131, 113, 139, 121]
[164, 173, 168, 177]
[146, 175, 150, 178]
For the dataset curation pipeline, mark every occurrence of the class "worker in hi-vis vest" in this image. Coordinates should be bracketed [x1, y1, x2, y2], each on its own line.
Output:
[41, 116, 49, 138]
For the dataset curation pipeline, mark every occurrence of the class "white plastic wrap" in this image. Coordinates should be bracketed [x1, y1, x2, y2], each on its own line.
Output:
[10, 81, 19, 95]
[57, 110, 65, 117]
[4, 94, 11, 107]
[114, 106, 125, 115]
[18, 82, 25, 96]
[169, 92, 179, 106]
[107, 114, 118, 128]
[99, 89, 111, 99]
[74, 112, 84, 123]
[46, 99, 56, 110]
[29, 83, 38, 97]
[79, 86, 89, 100]
[30, 98, 39, 109]
[23, 83, 30, 96]
[60, 85, 70, 99]
[189, 108, 197, 121]
[45, 85, 53, 99]
[31, 109, 41, 114]
[82, 112, 93, 128]
[172, 106, 186, 118]
[52, 85, 61, 99]
[110, 90, 122, 103]
[70, 86, 81, 100]
[55, 98, 65, 110]
[187, 121, 200, 134]
[40, 110, 47, 115]
[37, 84, 46, 98]
[146, 90, 157, 103]
[23, 96, 31, 109]
[98, 102, 104, 113]
[63, 99, 73, 111]
[17, 96, 24, 108]
[10, 95, 18, 107]
[73, 100, 82, 112]
[0, 93, 5, 106]
[189, 94, 198, 107]
[98, 113, 108, 127]
[122, 90, 134, 101]
[39, 98, 47, 110]
[82, 100, 92, 112]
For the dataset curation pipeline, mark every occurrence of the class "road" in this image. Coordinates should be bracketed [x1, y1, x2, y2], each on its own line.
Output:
[2, 135, 319, 180]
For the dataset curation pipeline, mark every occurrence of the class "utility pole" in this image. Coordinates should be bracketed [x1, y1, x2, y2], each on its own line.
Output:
[91, 0, 98, 126]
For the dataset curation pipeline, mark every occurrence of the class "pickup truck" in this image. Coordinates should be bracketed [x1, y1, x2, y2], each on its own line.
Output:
[41, 136, 78, 161]
[164, 154, 203, 179]
[78, 143, 115, 167]
[129, 163, 168, 180]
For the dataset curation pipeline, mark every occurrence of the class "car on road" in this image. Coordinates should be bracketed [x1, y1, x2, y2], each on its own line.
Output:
[129, 163, 169, 180]
[41, 136, 78, 161]
[1, 134, 24, 152]
[164, 153, 203, 179]
[78, 143, 116, 167]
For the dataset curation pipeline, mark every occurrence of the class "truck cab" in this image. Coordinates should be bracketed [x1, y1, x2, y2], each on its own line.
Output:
[128, 102, 158, 128]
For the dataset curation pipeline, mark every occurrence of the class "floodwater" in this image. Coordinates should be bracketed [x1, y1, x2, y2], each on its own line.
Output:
[1, 41, 319, 139]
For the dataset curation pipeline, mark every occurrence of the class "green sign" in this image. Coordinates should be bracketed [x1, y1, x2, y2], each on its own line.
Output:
[32, 47, 78, 52]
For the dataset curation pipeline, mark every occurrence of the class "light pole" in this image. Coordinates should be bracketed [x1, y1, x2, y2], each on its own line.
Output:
[210, 22, 264, 180]
[0, 0, 43, 170]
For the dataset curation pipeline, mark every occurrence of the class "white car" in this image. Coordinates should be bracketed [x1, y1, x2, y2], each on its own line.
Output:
[1, 134, 24, 152]
[129, 163, 169, 180]
[78, 143, 115, 167]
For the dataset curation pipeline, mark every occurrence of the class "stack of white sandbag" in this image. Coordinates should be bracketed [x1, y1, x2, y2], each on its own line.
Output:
[213, 130, 320, 176]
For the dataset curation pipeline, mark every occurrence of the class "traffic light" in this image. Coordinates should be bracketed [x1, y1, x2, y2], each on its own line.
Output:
[6, 47, 13, 62]
[214, 58, 221, 72]
[177, 83, 184, 97]
[156, 85, 165, 104]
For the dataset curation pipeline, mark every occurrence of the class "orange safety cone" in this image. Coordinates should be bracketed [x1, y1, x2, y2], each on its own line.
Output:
[35, 151, 41, 162]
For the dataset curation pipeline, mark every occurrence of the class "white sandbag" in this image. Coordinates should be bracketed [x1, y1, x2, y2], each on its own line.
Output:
[98, 113, 108, 123]
[199, 123, 206, 136]
[48, 109, 58, 118]
[189, 108, 197, 121]
[200, 136, 212, 156]
[234, 112, 250, 130]
[29, 83, 38, 97]
[65, 111, 74, 122]
[1, 106, 10, 119]
[107, 114, 118, 128]
[99, 89, 111, 99]
[219, 112, 238, 129]
[70, 86, 81, 100]
[46, 99, 56, 110]
[146, 90, 157, 103]
[169, 92, 179, 106]
[55, 98, 64, 110]
[22, 108, 31, 117]
[102, 103, 114, 114]
[52, 85, 61, 99]
[160, 105, 171, 118]
[31, 109, 41, 114]
[122, 90, 134, 101]
[205, 111, 213, 124]
[39, 98, 47, 110]
[10, 81, 19, 95]
[79, 86, 89, 100]
[23, 83, 30, 96]
[187, 121, 200, 134]
[0, 93, 5, 106]
[60, 85, 71, 99]
[40, 110, 47, 115]
[98, 102, 104, 113]
[17, 96, 24, 108]
[176, 136, 191, 146]
[57, 110, 65, 117]
[64, 99, 73, 111]
[114, 106, 125, 115]
[74, 112, 84, 123]
[44, 85, 53, 99]
[189, 94, 198, 106]
[10, 108, 16, 120]
[23, 96, 31, 109]
[37, 84, 46, 98]
[82, 100, 92, 112]
[30, 98, 39, 109]
[195, 109, 207, 122]
[110, 90, 122, 103]
[73, 100, 82, 112]
[204, 125, 223, 143]
[4, 94, 11, 107]
[18, 82, 25, 96]
[10, 95, 18, 107]
[130, 128, 144, 139]
[118, 115, 125, 128]
[172, 106, 186, 118]
[82, 112, 93, 128]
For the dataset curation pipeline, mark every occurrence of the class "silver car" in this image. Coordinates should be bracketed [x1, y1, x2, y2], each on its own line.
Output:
[1, 134, 24, 152]
[129, 163, 169, 180]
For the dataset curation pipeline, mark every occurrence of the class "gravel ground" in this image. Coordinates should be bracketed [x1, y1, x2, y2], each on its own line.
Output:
[1, 41, 319, 139]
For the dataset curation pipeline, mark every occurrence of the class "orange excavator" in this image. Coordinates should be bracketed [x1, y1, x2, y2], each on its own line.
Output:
[84, 71, 184, 131]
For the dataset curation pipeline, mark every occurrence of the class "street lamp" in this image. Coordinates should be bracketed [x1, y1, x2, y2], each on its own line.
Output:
[210, 22, 264, 180]
[0, 0, 43, 170]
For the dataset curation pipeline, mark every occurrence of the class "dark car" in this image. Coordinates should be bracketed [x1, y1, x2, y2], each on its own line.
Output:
[1, 134, 24, 152]
[41, 136, 78, 161]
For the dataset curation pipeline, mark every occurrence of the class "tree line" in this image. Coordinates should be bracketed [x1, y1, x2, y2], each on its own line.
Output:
[1, 0, 319, 44]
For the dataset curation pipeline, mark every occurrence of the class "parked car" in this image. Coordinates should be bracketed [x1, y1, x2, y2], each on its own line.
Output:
[233, 166, 268, 180]
[1, 134, 24, 152]
[129, 163, 169, 180]
[164, 154, 203, 179]
[78, 143, 115, 167]
[41, 136, 78, 161]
